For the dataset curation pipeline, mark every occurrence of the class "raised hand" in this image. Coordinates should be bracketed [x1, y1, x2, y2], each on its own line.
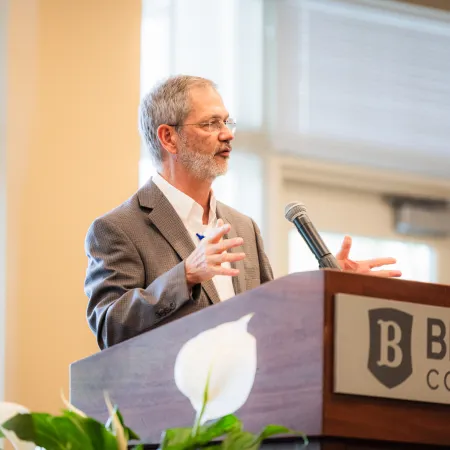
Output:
[185, 222, 245, 288]
[335, 236, 402, 278]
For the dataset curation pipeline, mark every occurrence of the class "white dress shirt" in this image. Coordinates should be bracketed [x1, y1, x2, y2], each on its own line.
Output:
[152, 173, 236, 301]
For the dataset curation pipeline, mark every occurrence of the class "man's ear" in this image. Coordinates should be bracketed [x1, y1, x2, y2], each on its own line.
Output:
[157, 124, 178, 155]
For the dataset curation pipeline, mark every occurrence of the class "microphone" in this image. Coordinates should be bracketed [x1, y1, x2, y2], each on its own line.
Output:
[285, 201, 341, 270]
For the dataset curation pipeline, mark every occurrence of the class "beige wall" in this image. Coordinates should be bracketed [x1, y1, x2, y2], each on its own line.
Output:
[0, 0, 8, 405]
[5, 0, 141, 413]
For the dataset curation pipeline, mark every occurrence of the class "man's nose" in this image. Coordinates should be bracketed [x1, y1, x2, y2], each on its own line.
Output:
[219, 126, 234, 141]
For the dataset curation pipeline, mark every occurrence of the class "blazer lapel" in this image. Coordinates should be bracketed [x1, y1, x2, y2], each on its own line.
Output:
[200, 279, 221, 305]
[216, 203, 245, 296]
[140, 181, 195, 261]
[138, 180, 221, 304]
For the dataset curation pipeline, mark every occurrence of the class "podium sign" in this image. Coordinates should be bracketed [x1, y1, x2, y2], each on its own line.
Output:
[334, 293, 450, 405]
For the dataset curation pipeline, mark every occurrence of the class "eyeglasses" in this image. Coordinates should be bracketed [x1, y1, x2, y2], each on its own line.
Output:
[170, 118, 237, 135]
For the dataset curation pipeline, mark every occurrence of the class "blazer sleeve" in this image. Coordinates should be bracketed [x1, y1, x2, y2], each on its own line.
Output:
[251, 219, 274, 284]
[84, 217, 200, 349]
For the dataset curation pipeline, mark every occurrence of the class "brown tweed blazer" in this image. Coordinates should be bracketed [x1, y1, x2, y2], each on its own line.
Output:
[84, 179, 274, 349]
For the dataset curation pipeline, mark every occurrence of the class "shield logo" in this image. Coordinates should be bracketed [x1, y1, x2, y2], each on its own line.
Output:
[368, 308, 413, 389]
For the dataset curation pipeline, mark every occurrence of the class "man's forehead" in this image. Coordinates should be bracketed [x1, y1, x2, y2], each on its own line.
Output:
[187, 86, 228, 118]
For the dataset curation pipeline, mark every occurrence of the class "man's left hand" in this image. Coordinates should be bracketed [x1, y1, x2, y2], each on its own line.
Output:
[335, 236, 402, 278]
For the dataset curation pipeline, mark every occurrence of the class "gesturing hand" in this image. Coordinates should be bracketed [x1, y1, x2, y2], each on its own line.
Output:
[336, 236, 402, 278]
[185, 222, 245, 288]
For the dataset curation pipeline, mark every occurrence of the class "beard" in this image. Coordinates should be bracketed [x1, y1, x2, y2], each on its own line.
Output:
[177, 135, 230, 181]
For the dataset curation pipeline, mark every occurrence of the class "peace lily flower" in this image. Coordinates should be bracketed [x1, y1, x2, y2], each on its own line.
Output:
[0, 402, 35, 450]
[174, 313, 257, 427]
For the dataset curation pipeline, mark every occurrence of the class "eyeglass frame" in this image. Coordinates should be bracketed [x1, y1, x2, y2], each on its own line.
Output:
[168, 118, 237, 135]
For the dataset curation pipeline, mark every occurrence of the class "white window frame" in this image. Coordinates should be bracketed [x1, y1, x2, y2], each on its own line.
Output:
[264, 154, 450, 284]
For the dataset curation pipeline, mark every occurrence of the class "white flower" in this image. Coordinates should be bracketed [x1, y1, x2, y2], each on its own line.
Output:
[174, 313, 256, 424]
[0, 402, 35, 450]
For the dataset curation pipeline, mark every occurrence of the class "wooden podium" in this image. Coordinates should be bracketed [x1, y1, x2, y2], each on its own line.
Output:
[70, 270, 450, 449]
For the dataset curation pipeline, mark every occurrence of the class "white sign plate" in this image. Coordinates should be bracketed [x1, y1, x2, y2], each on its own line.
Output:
[334, 293, 450, 405]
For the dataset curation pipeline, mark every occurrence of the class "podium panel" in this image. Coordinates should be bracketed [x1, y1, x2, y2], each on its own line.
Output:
[70, 271, 450, 448]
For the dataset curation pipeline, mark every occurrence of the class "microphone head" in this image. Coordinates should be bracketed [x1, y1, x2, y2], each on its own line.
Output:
[285, 201, 308, 223]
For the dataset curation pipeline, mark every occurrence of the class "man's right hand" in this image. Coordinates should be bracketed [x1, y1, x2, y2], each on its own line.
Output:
[185, 223, 245, 288]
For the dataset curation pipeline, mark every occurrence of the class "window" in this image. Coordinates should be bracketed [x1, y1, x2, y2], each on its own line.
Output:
[289, 229, 436, 283]
[140, 0, 265, 228]
[212, 152, 264, 232]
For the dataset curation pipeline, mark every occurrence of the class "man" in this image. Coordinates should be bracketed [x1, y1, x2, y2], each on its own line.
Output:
[85, 75, 401, 349]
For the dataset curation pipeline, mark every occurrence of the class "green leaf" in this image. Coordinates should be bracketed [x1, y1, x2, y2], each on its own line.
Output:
[0, 427, 4, 438]
[160, 415, 242, 449]
[105, 405, 140, 441]
[2, 412, 90, 450]
[62, 411, 119, 449]
[159, 426, 194, 449]
[124, 425, 141, 441]
[220, 424, 308, 450]
[249, 424, 309, 448]
[133, 445, 145, 450]
[220, 430, 259, 450]
[195, 415, 242, 446]
[2, 411, 119, 450]
[254, 424, 293, 442]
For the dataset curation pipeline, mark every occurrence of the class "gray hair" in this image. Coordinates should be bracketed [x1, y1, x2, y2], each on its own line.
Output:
[138, 75, 217, 170]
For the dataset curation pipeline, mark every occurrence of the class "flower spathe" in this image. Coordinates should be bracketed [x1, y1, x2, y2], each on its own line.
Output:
[174, 313, 257, 425]
[0, 402, 35, 450]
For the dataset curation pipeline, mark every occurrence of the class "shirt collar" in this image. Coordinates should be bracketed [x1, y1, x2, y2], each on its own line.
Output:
[152, 173, 217, 226]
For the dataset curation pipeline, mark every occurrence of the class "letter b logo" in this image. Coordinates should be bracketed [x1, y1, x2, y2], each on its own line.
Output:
[368, 308, 413, 388]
